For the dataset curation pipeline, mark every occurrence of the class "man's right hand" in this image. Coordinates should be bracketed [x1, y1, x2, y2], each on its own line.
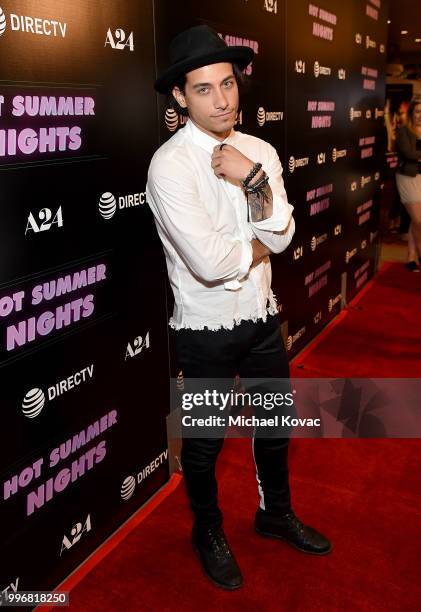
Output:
[250, 238, 272, 269]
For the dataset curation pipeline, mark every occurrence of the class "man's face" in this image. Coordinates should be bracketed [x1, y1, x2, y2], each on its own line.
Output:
[172, 62, 239, 138]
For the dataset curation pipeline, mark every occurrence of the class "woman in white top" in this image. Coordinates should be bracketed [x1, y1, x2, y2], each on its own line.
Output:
[395, 95, 421, 272]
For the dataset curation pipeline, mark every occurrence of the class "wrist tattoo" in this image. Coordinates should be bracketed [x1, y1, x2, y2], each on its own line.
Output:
[247, 182, 273, 222]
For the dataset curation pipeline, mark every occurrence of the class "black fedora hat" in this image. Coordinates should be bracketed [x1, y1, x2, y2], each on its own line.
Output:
[154, 24, 254, 94]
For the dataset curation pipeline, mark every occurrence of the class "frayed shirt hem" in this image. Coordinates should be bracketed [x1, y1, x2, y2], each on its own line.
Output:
[169, 302, 279, 332]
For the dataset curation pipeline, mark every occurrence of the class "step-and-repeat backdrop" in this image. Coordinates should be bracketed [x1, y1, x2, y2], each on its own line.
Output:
[0, 0, 387, 602]
[156, 0, 388, 359]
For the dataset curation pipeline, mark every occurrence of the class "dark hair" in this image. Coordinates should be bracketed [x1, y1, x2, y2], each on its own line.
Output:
[166, 62, 251, 117]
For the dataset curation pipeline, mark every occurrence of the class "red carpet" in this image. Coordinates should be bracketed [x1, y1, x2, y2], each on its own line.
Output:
[291, 261, 421, 378]
[50, 263, 421, 611]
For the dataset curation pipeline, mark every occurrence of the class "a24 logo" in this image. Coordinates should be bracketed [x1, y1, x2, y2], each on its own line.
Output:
[25, 206, 63, 234]
[105, 27, 134, 51]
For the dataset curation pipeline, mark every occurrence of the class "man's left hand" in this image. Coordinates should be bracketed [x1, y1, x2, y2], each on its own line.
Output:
[211, 144, 257, 183]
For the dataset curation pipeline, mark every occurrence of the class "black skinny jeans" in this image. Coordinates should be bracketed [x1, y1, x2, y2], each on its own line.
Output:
[173, 311, 293, 532]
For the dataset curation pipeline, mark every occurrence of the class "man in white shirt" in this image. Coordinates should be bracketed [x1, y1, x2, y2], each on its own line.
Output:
[146, 24, 331, 590]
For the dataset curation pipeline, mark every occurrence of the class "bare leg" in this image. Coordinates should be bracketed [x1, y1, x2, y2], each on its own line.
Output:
[407, 223, 418, 262]
[402, 202, 421, 259]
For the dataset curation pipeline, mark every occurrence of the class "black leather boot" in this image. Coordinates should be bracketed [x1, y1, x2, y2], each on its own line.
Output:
[192, 525, 243, 589]
[255, 508, 332, 555]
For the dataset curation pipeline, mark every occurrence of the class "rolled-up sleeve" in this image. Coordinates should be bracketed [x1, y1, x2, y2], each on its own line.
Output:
[146, 155, 253, 284]
[250, 145, 295, 254]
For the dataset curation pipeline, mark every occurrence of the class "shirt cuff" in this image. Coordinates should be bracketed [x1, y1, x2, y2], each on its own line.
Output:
[223, 239, 253, 291]
[237, 238, 253, 280]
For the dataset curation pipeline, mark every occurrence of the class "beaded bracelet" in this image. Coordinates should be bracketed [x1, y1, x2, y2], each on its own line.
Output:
[241, 162, 262, 188]
[244, 171, 269, 194]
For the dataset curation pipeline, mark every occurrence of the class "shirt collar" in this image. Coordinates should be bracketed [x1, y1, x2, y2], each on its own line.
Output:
[184, 117, 236, 154]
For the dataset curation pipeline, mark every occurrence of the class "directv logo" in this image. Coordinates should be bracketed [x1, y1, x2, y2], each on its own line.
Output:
[176, 370, 184, 391]
[99, 192, 117, 219]
[21, 365, 95, 419]
[0, 7, 67, 38]
[257, 107, 266, 126]
[314, 61, 331, 77]
[286, 327, 306, 350]
[257, 107, 282, 126]
[350, 107, 362, 121]
[0, 8, 6, 36]
[22, 388, 46, 418]
[332, 148, 347, 162]
[121, 450, 169, 500]
[121, 476, 136, 500]
[329, 292, 343, 310]
[165, 108, 179, 132]
[288, 155, 309, 173]
[99, 191, 145, 220]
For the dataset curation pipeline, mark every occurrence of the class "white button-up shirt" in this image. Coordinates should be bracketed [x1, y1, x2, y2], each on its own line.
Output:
[146, 117, 295, 331]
